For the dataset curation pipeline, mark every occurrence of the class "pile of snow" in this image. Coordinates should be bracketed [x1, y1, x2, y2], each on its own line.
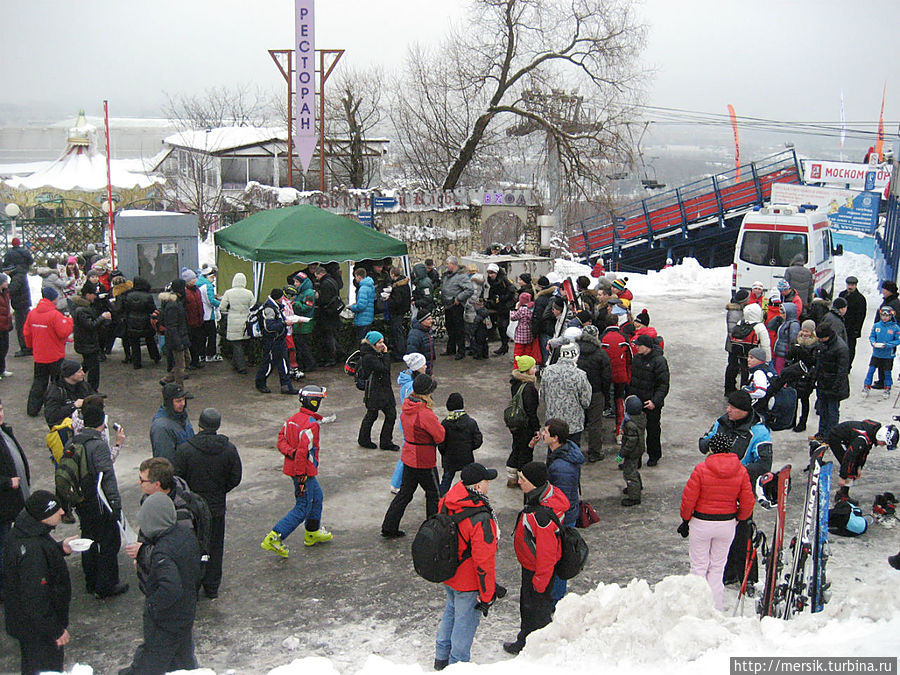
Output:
[387, 223, 471, 242]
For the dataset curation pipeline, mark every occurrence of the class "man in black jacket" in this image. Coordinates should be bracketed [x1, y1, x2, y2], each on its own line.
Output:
[159, 280, 189, 386]
[74, 396, 128, 599]
[6, 264, 31, 357]
[0, 399, 30, 601]
[43, 358, 95, 428]
[121, 492, 202, 675]
[485, 264, 515, 355]
[813, 323, 850, 442]
[313, 266, 341, 367]
[172, 408, 242, 599]
[839, 276, 866, 369]
[357, 331, 398, 450]
[71, 281, 111, 392]
[255, 288, 297, 395]
[577, 325, 612, 462]
[122, 276, 160, 369]
[627, 334, 670, 466]
[3, 490, 74, 675]
[387, 267, 411, 362]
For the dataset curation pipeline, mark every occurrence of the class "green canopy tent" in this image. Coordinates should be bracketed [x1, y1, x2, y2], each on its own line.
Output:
[214, 204, 408, 300]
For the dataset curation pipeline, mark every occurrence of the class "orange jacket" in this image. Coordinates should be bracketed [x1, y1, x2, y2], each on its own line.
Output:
[680, 452, 754, 521]
[439, 481, 497, 603]
[277, 408, 321, 477]
[23, 298, 73, 364]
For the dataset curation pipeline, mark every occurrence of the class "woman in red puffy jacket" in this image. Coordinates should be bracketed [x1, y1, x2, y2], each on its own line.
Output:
[679, 433, 754, 611]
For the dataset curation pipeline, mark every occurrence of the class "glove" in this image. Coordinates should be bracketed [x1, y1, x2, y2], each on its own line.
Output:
[494, 584, 507, 600]
[294, 475, 308, 498]
[615, 453, 624, 464]
[319, 414, 337, 424]
[474, 599, 493, 617]
[677, 520, 690, 538]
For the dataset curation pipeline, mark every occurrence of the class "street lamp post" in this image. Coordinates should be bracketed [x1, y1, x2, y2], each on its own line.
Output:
[4, 203, 21, 246]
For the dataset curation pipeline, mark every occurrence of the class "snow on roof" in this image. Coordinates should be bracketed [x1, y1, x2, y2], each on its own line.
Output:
[164, 126, 288, 153]
[0, 161, 52, 178]
[3, 144, 163, 191]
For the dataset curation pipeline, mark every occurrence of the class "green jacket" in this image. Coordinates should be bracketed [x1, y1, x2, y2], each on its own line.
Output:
[292, 277, 316, 335]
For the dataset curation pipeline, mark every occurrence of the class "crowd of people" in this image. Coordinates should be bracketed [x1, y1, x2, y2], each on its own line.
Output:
[0, 236, 898, 673]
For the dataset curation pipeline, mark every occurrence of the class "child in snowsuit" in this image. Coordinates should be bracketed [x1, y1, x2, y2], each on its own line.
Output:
[618, 395, 646, 506]
[863, 307, 900, 399]
[437, 393, 483, 495]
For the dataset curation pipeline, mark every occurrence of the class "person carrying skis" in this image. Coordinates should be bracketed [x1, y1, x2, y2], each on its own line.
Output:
[825, 419, 899, 502]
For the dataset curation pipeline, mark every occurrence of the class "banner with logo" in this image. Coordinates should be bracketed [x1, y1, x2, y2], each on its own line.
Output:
[771, 183, 879, 234]
[802, 159, 892, 191]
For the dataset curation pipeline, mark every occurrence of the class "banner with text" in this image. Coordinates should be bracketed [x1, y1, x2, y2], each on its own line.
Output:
[802, 159, 892, 191]
[771, 183, 879, 234]
[294, 0, 316, 172]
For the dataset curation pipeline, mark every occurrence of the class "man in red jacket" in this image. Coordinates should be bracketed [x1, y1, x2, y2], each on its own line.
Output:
[24, 287, 73, 417]
[434, 462, 504, 670]
[381, 373, 445, 537]
[260, 385, 333, 559]
[503, 461, 569, 655]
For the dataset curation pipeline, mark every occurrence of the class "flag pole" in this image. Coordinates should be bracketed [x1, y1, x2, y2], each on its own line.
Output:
[103, 100, 116, 268]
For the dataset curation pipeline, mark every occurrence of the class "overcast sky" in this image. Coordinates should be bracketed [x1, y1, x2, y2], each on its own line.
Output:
[1, 0, 897, 132]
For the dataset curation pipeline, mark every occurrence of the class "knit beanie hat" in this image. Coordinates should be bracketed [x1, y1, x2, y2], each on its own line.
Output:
[612, 278, 627, 292]
[519, 273, 532, 286]
[635, 309, 650, 326]
[515, 355, 536, 372]
[518, 291, 533, 307]
[60, 358, 82, 379]
[581, 324, 600, 340]
[41, 286, 58, 301]
[558, 342, 580, 363]
[708, 433, 734, 454]
[25, 490, 61, 521]
[732, 289, 750, 303]
[486, 263, 500, 273]
[138, 492, 177, 539]
[635, 334, 655, 349]
[180, 267, 197, 282]
[521, 461, 548, 488]
[801, 319, 817, 333]
[81, 395, 105, 428]
[815, 323, 835, 340]
[831, 297, 847, 310]
[403, 352, 426, 372]
[625, 395, 643, 416]
[727, 390, 753, 412]
[575, 310, 592, 325]
[446, 392, 464, 411]
[0, 273, 8, 286]
[170, 278, 186, 296]
[413, 373, 437, 395]
[747, 346, 768, 362]
[776, 279, 790, 291]
[365, 330, 384, 345]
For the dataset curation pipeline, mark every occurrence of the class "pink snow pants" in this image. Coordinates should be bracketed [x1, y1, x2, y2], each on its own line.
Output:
[688, 517, 736, 611]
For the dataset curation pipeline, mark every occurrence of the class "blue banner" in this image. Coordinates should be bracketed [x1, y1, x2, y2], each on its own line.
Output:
[826, 191, 880, 234]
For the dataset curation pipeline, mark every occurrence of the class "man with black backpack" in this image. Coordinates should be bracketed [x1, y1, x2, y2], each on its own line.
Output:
[432, 463, 503, 670]
[255, 288, 298, 395]
[503, 461, 569, 656]
[126, 457, 211, 586]
[66, 395, 129, 599]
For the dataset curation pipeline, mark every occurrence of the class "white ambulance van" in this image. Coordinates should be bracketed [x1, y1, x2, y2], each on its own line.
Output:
[732, 203, 842, 297]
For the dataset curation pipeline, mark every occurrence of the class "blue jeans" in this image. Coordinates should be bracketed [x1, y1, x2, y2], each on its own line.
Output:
[816, 395, 841, 439]
[865, 364, 894, 389]
[435, 586, 481, 664]
[274, 476, 323, 540]
[439, 469, 458, 496]
[390, 459, 404, 491]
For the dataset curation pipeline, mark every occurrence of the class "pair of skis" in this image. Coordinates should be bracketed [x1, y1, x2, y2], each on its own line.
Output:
[751, 446, 832, 619]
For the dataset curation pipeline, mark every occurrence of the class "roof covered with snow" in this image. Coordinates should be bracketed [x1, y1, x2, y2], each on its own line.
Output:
[164, 126, 288, 154]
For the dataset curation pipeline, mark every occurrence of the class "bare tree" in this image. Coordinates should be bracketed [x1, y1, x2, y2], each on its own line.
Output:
[391, 0, 647, 200]
[324, 66, 385, 188]
[161, 84, 279, 235]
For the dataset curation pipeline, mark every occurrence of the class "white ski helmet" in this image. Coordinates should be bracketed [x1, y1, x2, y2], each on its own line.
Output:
[876, 424, 899, 451]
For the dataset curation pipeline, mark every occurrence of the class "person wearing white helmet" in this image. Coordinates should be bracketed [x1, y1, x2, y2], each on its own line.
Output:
[826, 419, 899, 502]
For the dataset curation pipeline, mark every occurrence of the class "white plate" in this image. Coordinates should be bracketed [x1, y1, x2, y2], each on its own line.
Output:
[68, 538, 93, 552]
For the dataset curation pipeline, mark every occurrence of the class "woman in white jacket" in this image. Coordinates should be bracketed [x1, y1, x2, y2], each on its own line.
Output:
[218, 272, 255, 374]
[742, 303, 771, 362]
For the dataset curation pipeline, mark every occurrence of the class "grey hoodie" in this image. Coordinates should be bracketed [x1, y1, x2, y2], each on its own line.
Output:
[138, 492, 176, 538]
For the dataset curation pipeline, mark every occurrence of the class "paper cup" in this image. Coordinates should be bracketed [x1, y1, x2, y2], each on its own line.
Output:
[68, 538, 93, 552]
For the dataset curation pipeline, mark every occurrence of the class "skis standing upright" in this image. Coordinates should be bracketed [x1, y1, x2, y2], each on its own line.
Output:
[810, 460, 832, 612]
[782, 444, 827, 619]
[757, 465, 792, 618]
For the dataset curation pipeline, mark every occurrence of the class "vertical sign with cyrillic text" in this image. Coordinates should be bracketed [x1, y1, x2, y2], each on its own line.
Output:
[295, 0, 316, 172]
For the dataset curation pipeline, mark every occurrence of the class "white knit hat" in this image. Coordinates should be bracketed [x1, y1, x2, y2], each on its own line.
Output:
[403, 352, 427, 372]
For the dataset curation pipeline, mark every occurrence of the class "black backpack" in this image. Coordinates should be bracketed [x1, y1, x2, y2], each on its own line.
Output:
[344, 350, 367, 391]
[530, 505, 589, 580]
[411, 505, 490, 583]
[172, 478, 212, 560]
[729, 321, 758, 357]
[245, 303, 264, 338]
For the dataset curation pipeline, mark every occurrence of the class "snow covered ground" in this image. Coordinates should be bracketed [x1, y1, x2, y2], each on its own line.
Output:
[16, 252, 900, 675]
